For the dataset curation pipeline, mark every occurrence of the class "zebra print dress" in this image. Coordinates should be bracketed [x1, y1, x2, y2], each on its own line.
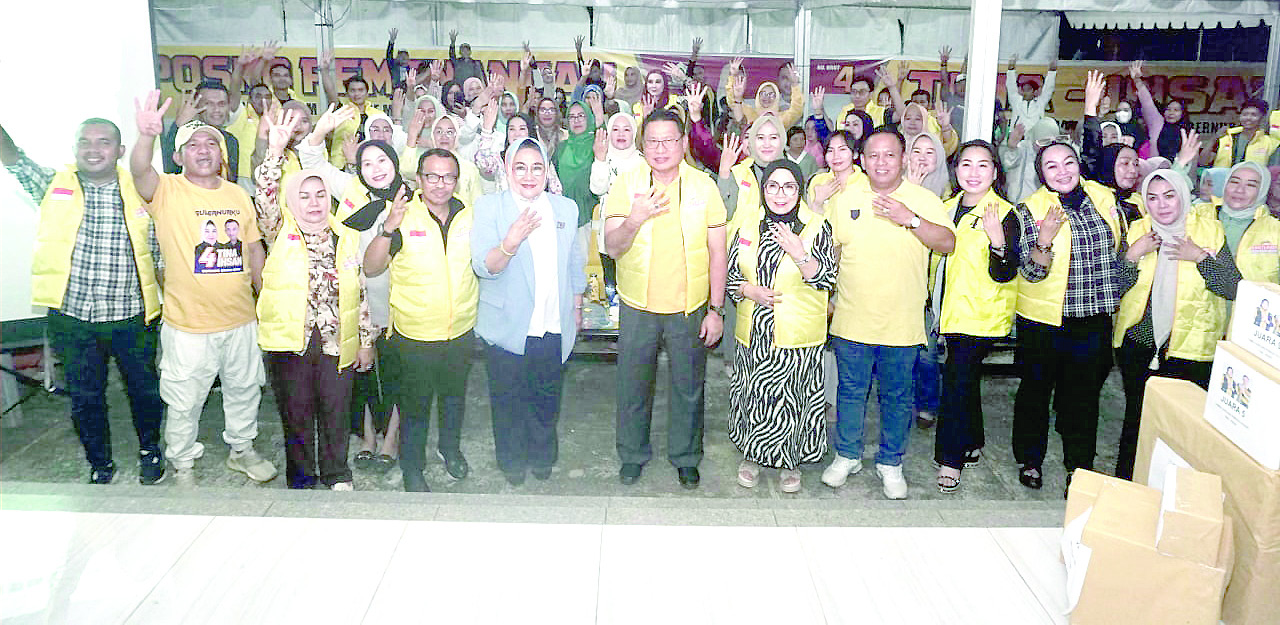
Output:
[726, 219, 837, 470]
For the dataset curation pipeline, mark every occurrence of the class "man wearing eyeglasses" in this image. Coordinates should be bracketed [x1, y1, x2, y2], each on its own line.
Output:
[604, 109, 729, 489]
[364, 148, 478, 492]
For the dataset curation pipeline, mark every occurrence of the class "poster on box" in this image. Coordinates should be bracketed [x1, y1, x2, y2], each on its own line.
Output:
[1229, 281, 1280, 371]
[1205, 342, 1280, 470]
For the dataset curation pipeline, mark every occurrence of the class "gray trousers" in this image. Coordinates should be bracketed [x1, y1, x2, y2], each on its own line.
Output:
[615, 303, 708, 469]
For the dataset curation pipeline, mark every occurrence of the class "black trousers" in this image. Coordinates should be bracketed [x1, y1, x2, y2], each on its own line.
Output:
[349, 333, 392, 437]
[46, 310, 164, 472]
[386, 331, 472, 480]
[485, 335, 565, 476]
[1012, 315, 1113, 473]
[267, 331, 353, 488]
[934, 334, 999, 470]
[1113, 337, 1211, 480]
[615, 303, 707, 469]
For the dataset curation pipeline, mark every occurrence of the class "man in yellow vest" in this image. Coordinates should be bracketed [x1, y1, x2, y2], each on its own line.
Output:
[820, 128, 956, 500]
[1203, 98, 1280, 168]
[604, 109, 729, 489]
[2, 119, 165, 486]
[130, 90, 276, 488]
[364, 148, 477, 493]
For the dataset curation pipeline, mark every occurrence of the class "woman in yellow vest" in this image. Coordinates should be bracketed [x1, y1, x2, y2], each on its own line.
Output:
[255, 131, 376, 490]
[933, 141, 1019, 493]
[1216, 162, 1280, 284]
[726, 160, 837, 494]
[719, 112, 784, 224]
[1112, 170, 1240, 481]
[1008, 141, 1128, 494]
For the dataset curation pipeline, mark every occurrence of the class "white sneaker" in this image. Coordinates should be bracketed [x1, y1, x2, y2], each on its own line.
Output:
[821, 456, 863, 488]
[876, 463, 909, 500]
[174, 467, 197, 488]
[226, 448, 278, 483]
[330, 482, 354, 491]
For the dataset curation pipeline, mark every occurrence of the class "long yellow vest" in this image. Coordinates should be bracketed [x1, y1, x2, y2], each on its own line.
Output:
[1213, 127, 1280, 167]
[615, 162, 712, 314]
[1015, 180, 1122, 327]
[1230, 205, 1280, 284]
[939, 190, 1018, 337]
[257, 212, 363, 370]
[1112, 212, 1228, 361]
[732, 207, 829, 348]
[336, 176, 372, 221]
[725, 159, 761, 240]
[31, 167, 161, 322]
[388, 199, 477, 341]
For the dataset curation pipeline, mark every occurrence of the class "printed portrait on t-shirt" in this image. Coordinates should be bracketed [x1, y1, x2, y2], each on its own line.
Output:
[193, 216, 245, 274]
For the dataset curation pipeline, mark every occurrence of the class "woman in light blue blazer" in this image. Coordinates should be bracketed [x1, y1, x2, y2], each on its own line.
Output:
[471, 138, 587, 486]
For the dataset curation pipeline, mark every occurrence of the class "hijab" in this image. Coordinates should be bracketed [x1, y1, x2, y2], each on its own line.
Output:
[909, 132, 950, 198]
[604, 112, 639, 162]
[1141, 169, 1192, 364]
[746, 113, 783, 165]
[343, 140, 408, 234]
[614, 66, 644, 105]
[431, 113, 463, 153]
[535, 97, 563, 157]
[1034, 141, 1088, 210]
[505, 137, 550, 200]
[284, 171, 333, 235]
[758, 159, 806, 232]
[500, 90, 520, 123]
[362, 111, 404, 150]
[1222, 161, 1270, 219]
[1099, 121, 1122, 144]
[556, 101, 598, 226]
[754, 82, 781, 116]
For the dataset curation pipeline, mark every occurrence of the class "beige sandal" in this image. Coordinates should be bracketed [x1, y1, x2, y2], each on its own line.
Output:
[737, 460, 761, 488]
[779, 469, 802, 493]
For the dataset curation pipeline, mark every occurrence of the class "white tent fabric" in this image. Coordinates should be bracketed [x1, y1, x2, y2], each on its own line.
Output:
[1064, 11, 1274, 29]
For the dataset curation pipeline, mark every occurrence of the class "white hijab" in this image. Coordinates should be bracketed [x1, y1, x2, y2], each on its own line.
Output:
[1141, 169, 1191, 365]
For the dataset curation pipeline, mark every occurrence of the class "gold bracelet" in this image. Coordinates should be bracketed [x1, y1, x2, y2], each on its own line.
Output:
[499, 242, 516, 257]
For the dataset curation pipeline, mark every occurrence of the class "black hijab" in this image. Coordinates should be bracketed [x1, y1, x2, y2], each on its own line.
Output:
[1034, 141, 1087, 211]
[343, 140, 410, 251]
[758, 159, 806, 232]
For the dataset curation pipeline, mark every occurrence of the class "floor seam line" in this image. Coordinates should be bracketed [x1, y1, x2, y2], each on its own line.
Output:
[118, 514, 217, 624]
[989, 528, 1061, 624]
[358, 521, 411, 625]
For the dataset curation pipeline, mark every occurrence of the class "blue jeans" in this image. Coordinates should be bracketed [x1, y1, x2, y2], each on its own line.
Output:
[831, 337, 916, 467]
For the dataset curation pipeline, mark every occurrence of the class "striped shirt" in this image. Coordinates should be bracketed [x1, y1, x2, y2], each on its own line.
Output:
[8, 151, 158, 323]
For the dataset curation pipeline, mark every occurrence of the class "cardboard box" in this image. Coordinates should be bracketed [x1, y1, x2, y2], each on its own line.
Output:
[1158, 469, 1226, 567]
[1136, 377, 1280, 625]
[1229, 280, 1280, 371]
[1204, 341, 1280, 470]
[1063, 469, 1232, 625]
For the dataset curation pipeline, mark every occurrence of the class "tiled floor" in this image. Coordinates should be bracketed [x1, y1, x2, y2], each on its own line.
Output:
[0, 509, 1069, 625]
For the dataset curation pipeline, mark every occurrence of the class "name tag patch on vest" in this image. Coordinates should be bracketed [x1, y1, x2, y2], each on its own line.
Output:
[849, 209, 861, 220]
[343, 198, 355, 210]
[409, 230, 427, 237]
[740, 180, 752, 189]
[1250, 242, 1278, 254]
[287, 233, 301, 241]
[738, 236, 752, 247]
[51, 188, 74, 199]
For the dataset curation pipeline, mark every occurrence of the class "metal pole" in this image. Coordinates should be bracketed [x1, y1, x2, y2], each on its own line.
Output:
[316, 0, 334, 110]
[963, 0, 1002, 142]
[794, 5, 811, 107]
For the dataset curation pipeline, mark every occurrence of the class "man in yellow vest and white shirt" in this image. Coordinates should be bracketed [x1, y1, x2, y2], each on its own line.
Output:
[131, 90, 276, 488]
[820, 128, 956, 499]
[3, 119, 166, 486]
[1203, 98, 1280, 168]
[364, 148, 478, 493]
[605, 109, 729, 489]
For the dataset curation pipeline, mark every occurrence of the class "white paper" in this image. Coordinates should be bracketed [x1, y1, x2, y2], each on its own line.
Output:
[1156, 467, 1179, 544]
[1146, 438, 1193, 493]
[1061, 506, 1094, 614]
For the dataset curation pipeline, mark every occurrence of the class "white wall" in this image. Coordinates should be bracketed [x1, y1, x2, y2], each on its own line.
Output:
[1, 0, 157, 322]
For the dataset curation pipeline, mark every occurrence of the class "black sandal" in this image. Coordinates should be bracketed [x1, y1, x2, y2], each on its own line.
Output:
[354, 450, 376, 470]
[936, 473, 961, 493]
[1019, 465, 1043, 490]
[962, 448, 982, 468]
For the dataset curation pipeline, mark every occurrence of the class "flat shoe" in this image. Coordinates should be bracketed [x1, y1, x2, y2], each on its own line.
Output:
[1019, 466, 1043, 490]
[779, 469, 802, 494]
[677, 467, 700, 489]
[737, 460, 760, 488]
[354, 450, 376, 470]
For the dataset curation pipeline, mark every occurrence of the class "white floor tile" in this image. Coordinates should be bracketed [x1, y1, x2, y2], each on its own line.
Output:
[124, 516, 405, 625]
[1, 510, 213, 624]
[989, 528, 1069, 625]
[361, 521, 603, 625]
[596, 525, 827, 625]
[796, 527, 1057, 625]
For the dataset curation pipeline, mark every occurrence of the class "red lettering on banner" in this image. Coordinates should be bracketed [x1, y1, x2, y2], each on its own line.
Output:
[170, 55, 201, 92]
[357, 58, 392, 96]
[201, 56, 233, 91]
[155, 55, 173, 83]
[1206, 75, 1249, 114]
[299, 58, 319, 97]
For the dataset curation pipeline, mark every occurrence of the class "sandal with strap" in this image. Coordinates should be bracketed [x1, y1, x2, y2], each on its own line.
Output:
[1019, 465, 1043, 490]
[353, 450, 376, 470]
[779, 469, 802, 494]
[936, 472, 961, 494]
[737, 460, 761, 488]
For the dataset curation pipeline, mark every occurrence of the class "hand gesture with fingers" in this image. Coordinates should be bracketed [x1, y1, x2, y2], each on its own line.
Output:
[448, 29, 458, 44]
[1165, 235, 1209, 262]
[265, 106, 302, 155]
[770, 222, 806, 260]
[342, 134, 358, 165]
[503, 206, 543, 252]
[593, 127, 608, 161]
[812, 177, 842, 206]
[134, 90, 173, 137]
[905, 159, 926, 185]
[982, 203, 1006, 249]
[1125, 229, 1161, 262]
[1037, 204, 1066, 246]
[663, 62, 687, 84]
[1083, 70, 1105, 116]
[383, 185, 411, 232]
[641, 93, 657, 119]
[872, 194, 914, 227]
[1129, 60, 1144, 80]
[176, 89, 200, 125]
[742, 283, 782, 308]
[1176, 127, 1202, 168]
[429, 59, 444, 83]
[934, 99, 952, 130]
[313, 103, 357, 139]
[811, 86, 826, 113]
[685, 82, 707, 120]
[625, 187, 671, 227]
[718, 133, 745, 178]
[940, 45, 951, 65]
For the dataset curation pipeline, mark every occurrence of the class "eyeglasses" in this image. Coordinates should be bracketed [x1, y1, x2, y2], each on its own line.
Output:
[512, 163, 546, 177]
[435, 128, 457, 137]
[420, 173, 459, 185]
[1034, 134, 1072, 147]
[567, 112, 587, 121]
[644, 137, 681, 150]
[538, 107, 557, 114]
[764, 181, 800, 196]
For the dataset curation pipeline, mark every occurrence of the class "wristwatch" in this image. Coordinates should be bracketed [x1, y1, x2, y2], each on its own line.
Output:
[709, 304, 726, 317]
[907, 216, 921, 230]
[379, 226, 397, 238]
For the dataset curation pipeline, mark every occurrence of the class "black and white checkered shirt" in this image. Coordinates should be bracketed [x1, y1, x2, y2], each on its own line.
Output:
[9, 151, 156, 323]
[1015, 194, 1126, 318]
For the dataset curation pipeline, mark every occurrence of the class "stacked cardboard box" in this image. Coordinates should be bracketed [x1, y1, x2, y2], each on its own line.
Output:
[1136, 377, 1280, 625]
[1062, 468, 1233, 625]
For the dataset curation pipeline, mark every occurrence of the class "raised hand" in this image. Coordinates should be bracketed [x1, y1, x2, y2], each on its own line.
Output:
[389, 27, 398, 42]
[407, 65, 418, 90]
[585, 89, 604, 119]
[788, 63, 801, 84]
[593, 127, 608, 161]
[935, 99, 952, 130]
[261, 40, 280, 62]
[691, 37, 703, 57]
[718, 133, 745, 178]
[811, 86, 826, 113]
[134, 90, 172, 137]
[429, 59, 444, 83]
[769, 221, 806, 260]
[874, 65, 892, 87]
[940, 45, 951, 65]
[1176, 127, 1202, 168]
[318, 49, 335, 70]
[1008, 122, 1026, 146]
[1037, 204, 1066, 246]
[663, 62, 687, 84]
[503, 205, 543, 251]
[982, 204, 1005, 249]
[265, 106, 303, 154]
[384, 185, 411, 232]
[175, 89, 201, 125]
[1083, 69, 1105, 116]
[341, 134, 358, 164]
[641, 93, 657, 118]
[489, 70, 507, 92]
[1129, 60, 1144, 80]
[685, 82, 708, 121]
[448, 29, 458, 43]
[574, 35, 585, 51]
[905, 158, 927, 185]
